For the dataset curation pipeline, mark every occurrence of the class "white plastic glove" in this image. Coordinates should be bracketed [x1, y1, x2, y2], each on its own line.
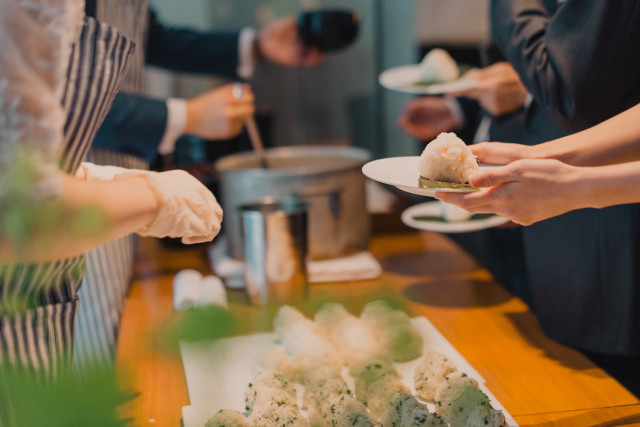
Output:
[76, 162, 139, 181]
[77, 163, 223, 244]
[119, 169, 223, 244]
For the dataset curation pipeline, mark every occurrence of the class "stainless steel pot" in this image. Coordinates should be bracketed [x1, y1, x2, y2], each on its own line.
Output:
[215, 145, 371, 260]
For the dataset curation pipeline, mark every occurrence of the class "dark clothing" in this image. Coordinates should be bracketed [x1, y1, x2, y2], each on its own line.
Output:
[85, 2, 241, 163]
[491, 0, 640, 356]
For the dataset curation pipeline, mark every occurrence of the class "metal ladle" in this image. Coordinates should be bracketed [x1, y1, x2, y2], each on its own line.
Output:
[233, 83, 269, 169]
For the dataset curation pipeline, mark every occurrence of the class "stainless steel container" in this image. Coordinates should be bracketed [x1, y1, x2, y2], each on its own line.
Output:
[240, 201, 308, 305]
[216, 145, 371, 260]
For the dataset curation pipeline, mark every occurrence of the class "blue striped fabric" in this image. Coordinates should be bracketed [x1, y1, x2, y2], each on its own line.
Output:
[0, 18, 135, 377]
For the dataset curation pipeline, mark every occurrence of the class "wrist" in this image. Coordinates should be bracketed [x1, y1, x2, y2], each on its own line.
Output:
[572, 166, 602, 210]
[184, 98, 198, 136]
[132, 175, 161, 232]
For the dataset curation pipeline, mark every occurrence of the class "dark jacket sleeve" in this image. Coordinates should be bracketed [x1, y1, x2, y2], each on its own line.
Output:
[90, 92, 168, 164]
[491, 0, 640, 132]
[145, 10, 240, 78]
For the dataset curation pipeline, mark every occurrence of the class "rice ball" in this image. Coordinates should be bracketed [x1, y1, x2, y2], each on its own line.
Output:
[465, 405, 506, 427]
[420, 48, 460, 83]
[365, 374, 410, 421]
[205, 409, 250, 427]
[414, 351, 458, 402]
[434, 373, 490, 425]
[249, 404, 309, 427]
[383, 393, 445, 427]
[419, 132, 479, 184]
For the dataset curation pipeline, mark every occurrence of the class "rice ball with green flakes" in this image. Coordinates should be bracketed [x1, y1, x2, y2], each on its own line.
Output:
[205, 409, 250, 427]
[414, 351, 458, 402]
[434, 372, 491, 425]
[419, 132, 479, 183]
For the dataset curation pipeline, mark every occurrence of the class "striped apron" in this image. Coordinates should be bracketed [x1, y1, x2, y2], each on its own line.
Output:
[74, 0, 151, 368]
[0, 18, 135, 377]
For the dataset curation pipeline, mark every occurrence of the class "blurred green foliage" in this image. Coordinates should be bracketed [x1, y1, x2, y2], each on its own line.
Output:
[0, 364, 137, 427]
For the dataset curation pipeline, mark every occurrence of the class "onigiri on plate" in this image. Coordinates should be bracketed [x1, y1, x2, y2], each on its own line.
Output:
[418, 132, 479, 184]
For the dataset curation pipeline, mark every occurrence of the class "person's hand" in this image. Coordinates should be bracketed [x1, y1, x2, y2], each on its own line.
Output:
[434, 159, 586, 225]
[116, 169, 223, 244]
[453, 62, 528, 117]
[397, 96, 458, 141]
[470, 142, 537, 165]
[185, 83, 255, 141]
[258, 16, 324, 67]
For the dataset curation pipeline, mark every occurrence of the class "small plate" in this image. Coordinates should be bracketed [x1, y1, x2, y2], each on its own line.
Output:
[401, 201, 510, 233]
[379, 64, 477, 94]
[362, 156, 494, 197]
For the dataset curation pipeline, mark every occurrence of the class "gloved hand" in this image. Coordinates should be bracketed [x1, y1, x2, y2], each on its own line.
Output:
[117, 169, 223, 244]
[77, 163, 223, 244]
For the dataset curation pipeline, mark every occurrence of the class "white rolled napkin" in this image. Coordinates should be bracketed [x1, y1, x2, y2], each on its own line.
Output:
[198, 276, 228, 308]
[173, 269, 203, 311]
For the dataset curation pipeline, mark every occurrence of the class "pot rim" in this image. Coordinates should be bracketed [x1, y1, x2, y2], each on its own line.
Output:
[215, 145, 371, 177]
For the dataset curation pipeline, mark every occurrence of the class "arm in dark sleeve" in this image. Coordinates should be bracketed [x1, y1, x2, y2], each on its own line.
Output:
[145, 9, 240, 78]
[90, 92, 167, 164]
[491, 0, 640, 131]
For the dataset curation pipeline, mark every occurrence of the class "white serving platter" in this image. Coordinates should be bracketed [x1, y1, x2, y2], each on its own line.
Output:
[180, 316, 518, 427]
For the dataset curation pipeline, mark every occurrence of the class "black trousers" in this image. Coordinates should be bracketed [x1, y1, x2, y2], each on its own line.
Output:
[584, 352, 640, 399]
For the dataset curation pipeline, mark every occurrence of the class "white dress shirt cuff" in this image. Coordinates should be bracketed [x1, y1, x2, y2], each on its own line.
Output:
[158, 97, 187, 155]
[524, 93, 534, 110]
[237, 27, 258, 79]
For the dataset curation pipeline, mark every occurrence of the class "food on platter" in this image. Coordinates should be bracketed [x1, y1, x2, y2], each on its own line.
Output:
[383, 393, 445, 426]
[418, 132, 479, 186]
[414, 351, 458, 402]
[205, 302, 507, 426]
[314, 302, 388, 367]
[414, 352, 506, 427]
[360, 300, 424, 362]
[205, 409, 250, 427]
[417, 48, 460, 85]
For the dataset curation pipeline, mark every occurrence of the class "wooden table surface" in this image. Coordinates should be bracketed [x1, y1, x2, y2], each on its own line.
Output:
[116, 231, 640, 427]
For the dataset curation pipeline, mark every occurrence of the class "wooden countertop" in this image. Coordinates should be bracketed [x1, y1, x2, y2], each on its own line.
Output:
[116, 231, 640, 426]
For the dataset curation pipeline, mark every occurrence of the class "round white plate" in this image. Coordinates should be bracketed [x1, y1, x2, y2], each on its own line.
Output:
[362, 156, 492, 197]
[378, 64, 477, 94]
[401, 201, 510, 233]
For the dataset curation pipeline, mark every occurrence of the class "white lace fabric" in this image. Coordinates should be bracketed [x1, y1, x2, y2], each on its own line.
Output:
[0, 0, 85, 200]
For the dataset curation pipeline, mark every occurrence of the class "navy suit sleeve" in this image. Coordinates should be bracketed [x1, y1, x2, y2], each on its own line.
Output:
[90, 92, 168, 164]
[145, 10, 240, 78]
[491, 0, 640, 132]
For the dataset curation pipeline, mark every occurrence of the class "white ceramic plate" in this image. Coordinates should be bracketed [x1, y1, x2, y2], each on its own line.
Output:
[401, 201, 510, 233]
[362, 156, 497, 197]
[379, 64, 477, 94]
[180, 317, 518, 427]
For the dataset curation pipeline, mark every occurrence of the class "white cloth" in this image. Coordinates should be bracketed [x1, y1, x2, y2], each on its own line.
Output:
[198, 276, 228, 309]
[173, 269, 204, 311]
[208, 236, 382, 286]
[173, 269, 227, 311]
[307, 252, 382, 283]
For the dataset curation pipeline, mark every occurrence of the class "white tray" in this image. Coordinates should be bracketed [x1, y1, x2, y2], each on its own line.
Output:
[180, 317, 517, 427]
